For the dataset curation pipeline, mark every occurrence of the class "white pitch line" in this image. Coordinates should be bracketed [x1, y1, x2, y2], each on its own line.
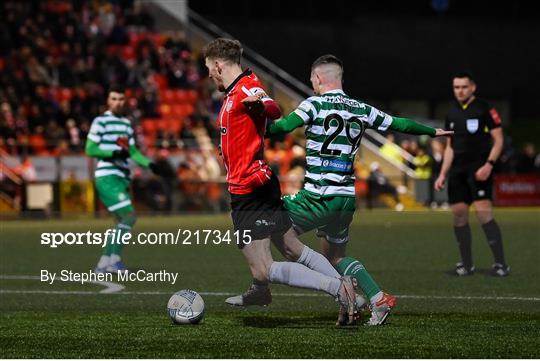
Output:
[2, 275, 539, 301]
[0, 275, 124, 294]
[0, 289, 539, 301]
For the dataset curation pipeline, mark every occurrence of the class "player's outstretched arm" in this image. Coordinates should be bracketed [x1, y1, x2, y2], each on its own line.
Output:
[129, 145, 170, 177]
[435, 129, 454, 137]
[129, 144, 151, 168]
[389, 117, 453, 137]
[267, 112, 304, 137]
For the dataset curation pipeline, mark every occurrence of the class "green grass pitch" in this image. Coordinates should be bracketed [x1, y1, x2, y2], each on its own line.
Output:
[1, 209, 539, 358]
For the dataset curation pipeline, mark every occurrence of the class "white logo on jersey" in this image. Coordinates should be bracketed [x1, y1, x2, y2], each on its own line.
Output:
[478, 189, 485, 197]
[466, 118, 479, 133]
[226, 100, 233, 112]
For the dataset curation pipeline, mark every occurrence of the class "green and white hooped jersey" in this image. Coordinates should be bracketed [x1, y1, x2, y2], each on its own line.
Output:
[87, 111, 135, 179]
[293, 89, 394, 197]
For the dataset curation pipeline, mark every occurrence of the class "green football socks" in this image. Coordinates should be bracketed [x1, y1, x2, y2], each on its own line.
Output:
[336, 256, 381, 301]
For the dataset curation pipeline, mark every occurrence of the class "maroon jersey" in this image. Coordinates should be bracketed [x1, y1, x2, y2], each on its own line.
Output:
[217, 70, 280, 195]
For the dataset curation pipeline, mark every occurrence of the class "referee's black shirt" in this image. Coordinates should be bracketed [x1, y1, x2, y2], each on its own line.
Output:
[445, 98, 502, 170]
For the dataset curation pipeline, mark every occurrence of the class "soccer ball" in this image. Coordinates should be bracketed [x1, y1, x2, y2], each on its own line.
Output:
[167, 289, 205, 325]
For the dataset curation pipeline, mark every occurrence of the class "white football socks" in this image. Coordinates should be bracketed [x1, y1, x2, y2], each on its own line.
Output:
[297, 245, 341, 279]
[370, 291, 384, 305]
[110, 254, 121, 265]
[269, 261, 341, 297]
[97, 255, 110, 269]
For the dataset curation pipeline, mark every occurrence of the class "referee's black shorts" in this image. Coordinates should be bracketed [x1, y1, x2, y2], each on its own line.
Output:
[447, 165, 493, 205]
[230, 174, 292, 247]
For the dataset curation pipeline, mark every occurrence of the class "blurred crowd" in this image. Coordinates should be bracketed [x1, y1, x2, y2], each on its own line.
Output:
[0, 0, 220, 157]
[1, 0, 538, 213]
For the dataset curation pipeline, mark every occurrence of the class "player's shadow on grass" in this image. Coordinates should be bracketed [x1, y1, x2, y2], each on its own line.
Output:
[239, 314, 357, 330]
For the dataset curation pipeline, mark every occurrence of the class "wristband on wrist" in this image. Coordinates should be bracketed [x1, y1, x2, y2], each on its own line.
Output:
[487, 159, 496, 166]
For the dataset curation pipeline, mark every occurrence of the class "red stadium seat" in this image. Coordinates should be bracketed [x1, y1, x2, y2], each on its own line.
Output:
[187, 90, 198, 104]
[180, 104, 195, 116]
[159, 104, 171, 117]
[152, 74, 168, 90]
[156, 118, 168, 130]
[161, 89, 175, 103]
[171, 104, 190, 117]
[173, 90, 189, 103]
[122, 46, 135, 60]
[150, 33, 166, 47]
[141, 118, 158, 136]
[165, 117, 183, 133]
[59, 88, 73, 102]
[129, 32, 145, 46]
[28, 134, 48, 155]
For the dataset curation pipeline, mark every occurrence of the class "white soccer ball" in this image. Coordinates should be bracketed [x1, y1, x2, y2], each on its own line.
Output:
[167, 289, 205, 325]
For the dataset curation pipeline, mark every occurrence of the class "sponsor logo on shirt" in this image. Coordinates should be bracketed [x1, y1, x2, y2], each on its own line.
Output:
[321, 159, 353, 172]
[226, 99, 233, 112]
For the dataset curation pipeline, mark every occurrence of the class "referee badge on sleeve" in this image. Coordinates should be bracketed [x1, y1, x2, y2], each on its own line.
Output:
[466, 118, 479, 133]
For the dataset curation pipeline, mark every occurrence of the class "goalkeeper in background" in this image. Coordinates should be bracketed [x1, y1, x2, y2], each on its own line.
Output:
[85, 85, 163, 273]
[263, 55, 452, 325]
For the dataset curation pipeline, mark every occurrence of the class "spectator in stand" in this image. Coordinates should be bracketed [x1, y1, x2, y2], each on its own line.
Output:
[515, 143, 540, 173]
[138, 88, 160, 118]
[66, 118, 81, 152]
[379, 134, 403, 164]
[413, 145, 433, 206]
[125, 1, 155, 30]
[164, 30, 191, 58]
[413, 145, 432, 180]
[367, 162, 404, 211]
[44, 120, 66, 152]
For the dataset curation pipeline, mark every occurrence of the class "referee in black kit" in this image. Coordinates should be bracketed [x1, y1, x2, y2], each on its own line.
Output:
[435, 72, 509, 277]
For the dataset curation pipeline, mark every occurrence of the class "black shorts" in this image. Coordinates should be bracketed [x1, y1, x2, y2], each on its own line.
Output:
[230, 174, 292, 247]
[448, 166, 493, 205]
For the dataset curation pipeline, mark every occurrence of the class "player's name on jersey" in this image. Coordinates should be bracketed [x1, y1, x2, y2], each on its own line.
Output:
[40, 269, 179, 285]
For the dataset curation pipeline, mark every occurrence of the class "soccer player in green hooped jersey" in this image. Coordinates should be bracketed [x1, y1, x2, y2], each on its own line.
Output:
[266, 55, 453, 325]
[85, 85, 163, 273]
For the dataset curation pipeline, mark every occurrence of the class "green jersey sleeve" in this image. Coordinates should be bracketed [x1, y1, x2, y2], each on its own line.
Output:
[268, 112, 305, 136]
[85, 139, 113, 158]
[292, 97, 323, 125]
[363, 104, 436, 136]
[128, 127, 151, 167]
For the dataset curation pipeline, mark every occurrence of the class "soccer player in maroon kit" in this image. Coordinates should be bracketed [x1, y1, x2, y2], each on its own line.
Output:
[203, 38, 358, 324]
